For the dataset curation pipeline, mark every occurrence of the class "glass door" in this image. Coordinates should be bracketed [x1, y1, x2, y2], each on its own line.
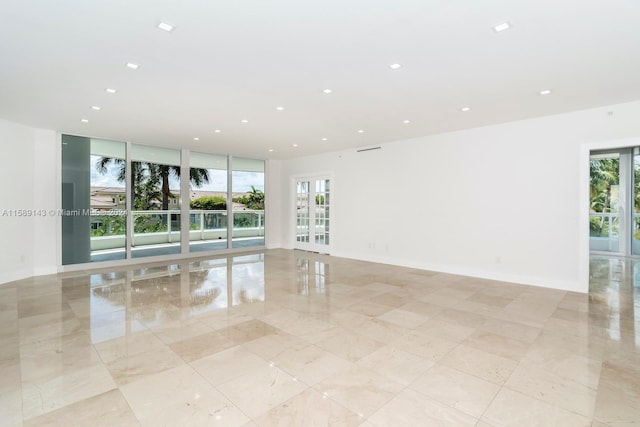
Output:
[589, 149, 635, 254]
[295, 176, 331, 253]
[589, 152, 620, 252]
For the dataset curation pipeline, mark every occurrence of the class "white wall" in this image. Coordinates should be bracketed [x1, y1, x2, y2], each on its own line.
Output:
[0, 119, 57, 284]
[274, 100, 640, 293]
[265, 159, 285, 248]
[32, 129, 58, 275]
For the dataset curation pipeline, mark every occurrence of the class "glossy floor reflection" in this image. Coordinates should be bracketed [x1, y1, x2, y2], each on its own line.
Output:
[1, 250, 639, 426]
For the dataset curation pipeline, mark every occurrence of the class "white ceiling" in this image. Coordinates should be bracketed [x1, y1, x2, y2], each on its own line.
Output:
[1, 0, 639, 160]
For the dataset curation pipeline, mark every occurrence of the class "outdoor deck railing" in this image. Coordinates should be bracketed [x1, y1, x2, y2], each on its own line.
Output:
[589, 212, 619, 239]
[588, 212, 640, 252]
[90, 209, 264, 251]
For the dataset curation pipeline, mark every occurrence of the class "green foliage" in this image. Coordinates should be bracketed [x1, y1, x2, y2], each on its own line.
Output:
[233, 186, 265, 210]
[232, 195, 249, 205]
[133, 214, 167, 233]
[90, 216, 125, 236]
[589, 158, 619, 213]
[233, 213, 255, 228]
[190, 196, 227, 210]
[247, 186, 264, 209]
[589, 216, 618, 237]
[134, 169, 163, 210]
[590, 157, 620, 237]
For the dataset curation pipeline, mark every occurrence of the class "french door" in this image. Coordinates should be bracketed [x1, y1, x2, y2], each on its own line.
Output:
[294, 176, 331, 253]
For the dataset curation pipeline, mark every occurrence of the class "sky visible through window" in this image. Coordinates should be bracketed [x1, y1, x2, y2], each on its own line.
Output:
[90, 156, 264, 192]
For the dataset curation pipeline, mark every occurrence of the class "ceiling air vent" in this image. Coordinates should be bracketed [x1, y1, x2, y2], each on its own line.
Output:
[356, 146, 381, 153]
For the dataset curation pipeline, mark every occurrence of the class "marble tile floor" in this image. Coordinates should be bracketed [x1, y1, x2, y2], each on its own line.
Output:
[1, 250, 639, 426]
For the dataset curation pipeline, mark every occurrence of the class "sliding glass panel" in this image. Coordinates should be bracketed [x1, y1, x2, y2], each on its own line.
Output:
[62, 135, 127, 265]
[589, 152, 620, 252]
[62, 135, 92, 265]
[90, 139, 127, 262]
[189, 152, 228, 252]
[130, 144, 181, 258]
[231, 157, 265, 248]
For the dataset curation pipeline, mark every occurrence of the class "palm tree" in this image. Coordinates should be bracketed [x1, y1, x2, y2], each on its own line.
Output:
[156, 166, 211, 210]
[135, 164, 163, 210]
[96, 158, 148, 207]
[590, 158, 618, 211]
[95, 158, 211, 210]
[246, 185, 265, 209]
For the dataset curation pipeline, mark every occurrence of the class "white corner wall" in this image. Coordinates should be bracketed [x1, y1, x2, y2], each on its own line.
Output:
[0, 119, 57, 284]
[275, 100, 640, 293]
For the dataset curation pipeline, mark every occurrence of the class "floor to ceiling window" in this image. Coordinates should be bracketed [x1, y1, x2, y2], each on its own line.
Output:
[61, 135, 266, 266]
[130, 144, 182, 259]
[231, 157, 265, 248]
[188, 152, 228, 253]
[90, 138, 128, 262]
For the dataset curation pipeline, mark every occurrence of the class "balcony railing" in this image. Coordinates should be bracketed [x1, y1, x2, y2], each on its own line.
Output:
[90, 209, 264, 251]
[589, 212, 619, 239]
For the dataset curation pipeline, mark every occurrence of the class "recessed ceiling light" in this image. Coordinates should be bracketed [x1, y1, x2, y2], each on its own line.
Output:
[389, 63, 402, 70]
[81, 119, 89, 123]
[268, 149, 274, 152]
[357, 130, 364, 133]
[321, 137, 328, 141]
[193, 137, 199, 141]
[241, 119, 249, 123]
[157, 22, 175, 32]
[292, 144, 298, 147]
[539, 89, 552, 95]
[105, 88, 117, 94]
[91, 106, 101, 110]
[403, 120, 411, 124]
[493, 22, 511, 32]
[322, 89, 332, 94]
[276, 106, 284, 111]
[126, 62, 139, 70]
[461, 107, 471, 112]
[214, 129, 221, 133]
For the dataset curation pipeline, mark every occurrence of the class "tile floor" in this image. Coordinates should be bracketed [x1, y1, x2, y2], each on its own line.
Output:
[1, 250, 639, 426]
